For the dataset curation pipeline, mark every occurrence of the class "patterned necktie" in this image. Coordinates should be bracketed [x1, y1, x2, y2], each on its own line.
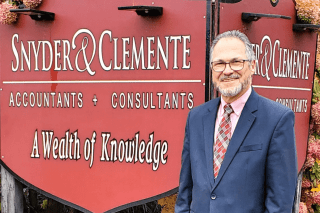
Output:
[214, 104, 233, 178]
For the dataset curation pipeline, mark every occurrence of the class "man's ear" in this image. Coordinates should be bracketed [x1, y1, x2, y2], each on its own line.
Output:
[250, 60, 256, 75]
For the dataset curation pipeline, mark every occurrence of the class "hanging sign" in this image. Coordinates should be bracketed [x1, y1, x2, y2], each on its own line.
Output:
[219, 0, 317, 171]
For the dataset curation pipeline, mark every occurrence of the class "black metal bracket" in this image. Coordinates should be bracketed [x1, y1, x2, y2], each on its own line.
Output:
[293, 24, 320, 31]
[242, 12, 291, 22]
[118, 6, 163, 16]
[10, 4, 54, 21]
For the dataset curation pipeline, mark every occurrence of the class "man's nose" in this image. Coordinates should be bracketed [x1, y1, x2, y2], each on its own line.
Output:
[222, 64, 234, 75]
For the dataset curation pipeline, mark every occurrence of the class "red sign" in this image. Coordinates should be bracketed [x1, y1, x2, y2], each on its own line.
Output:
[0, 0, 206, 212]
[219, 0, 317, 171]
[0, 0, 316, 211]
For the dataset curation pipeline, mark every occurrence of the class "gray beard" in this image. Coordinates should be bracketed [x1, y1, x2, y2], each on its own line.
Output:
[215, 74, 252, 97]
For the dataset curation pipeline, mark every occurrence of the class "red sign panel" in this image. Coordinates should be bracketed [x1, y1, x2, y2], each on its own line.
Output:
[0, 0, 206, 212]
[219, 0, 317, 171]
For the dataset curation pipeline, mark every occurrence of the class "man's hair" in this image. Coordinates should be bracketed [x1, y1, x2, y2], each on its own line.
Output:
[210, 30, 255, 64]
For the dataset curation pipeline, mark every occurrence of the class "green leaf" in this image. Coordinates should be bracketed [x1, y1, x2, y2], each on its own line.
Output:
[311, 173, 316, 181]
[315, 204, 320, 213]
[313, 78, 320, 96]
[312, 133, 320, 140]
[310, 162, 320, 183]
[41, 199, 48, 209]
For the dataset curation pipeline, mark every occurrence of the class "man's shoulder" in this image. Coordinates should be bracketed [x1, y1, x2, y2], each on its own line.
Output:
[252, 92, 294, 121]
[256, 94, 292, 113]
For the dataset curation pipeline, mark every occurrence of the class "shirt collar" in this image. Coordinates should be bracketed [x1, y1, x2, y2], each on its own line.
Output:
[220, 87, 252, 116]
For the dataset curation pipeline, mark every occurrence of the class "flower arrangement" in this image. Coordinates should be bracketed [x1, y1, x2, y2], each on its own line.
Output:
[300, 38, 320, 212]
[0, 0, 42, 25]
[295, 0, 320, 25]
[299, 1, 320, 207]
[300, 135, 320, 212]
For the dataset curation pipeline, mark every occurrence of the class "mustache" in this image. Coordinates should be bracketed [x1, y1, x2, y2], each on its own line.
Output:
[219, 73, 241, 81]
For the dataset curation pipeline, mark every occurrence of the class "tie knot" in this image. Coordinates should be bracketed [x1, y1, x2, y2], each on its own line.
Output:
[223, 104, 233, 115]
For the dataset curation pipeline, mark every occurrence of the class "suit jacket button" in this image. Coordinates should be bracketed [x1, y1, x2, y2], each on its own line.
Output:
[211, 194, 216, 200]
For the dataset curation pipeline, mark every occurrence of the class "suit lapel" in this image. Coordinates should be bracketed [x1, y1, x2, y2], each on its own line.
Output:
[212, 89, 259, 191]
[203, 98, 220, 188]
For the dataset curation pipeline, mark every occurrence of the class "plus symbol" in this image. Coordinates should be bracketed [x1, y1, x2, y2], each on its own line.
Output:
[92, 95, 98, 106]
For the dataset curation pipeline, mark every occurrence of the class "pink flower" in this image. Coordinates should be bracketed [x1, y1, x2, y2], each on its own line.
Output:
[0, 2, 18, 25]
[313, 191, 320, 205]
[301, 189, 315, 212]
[312, 102, 320, 124]
[304, 154, 315, 168]
[23, 0, 42, 9]
[302, 177, 312, 188]
[299, 202, 308, 213]
[295, 0, 320, 25]
[306, 193, 315, 213]
[309, 142, 320, 159]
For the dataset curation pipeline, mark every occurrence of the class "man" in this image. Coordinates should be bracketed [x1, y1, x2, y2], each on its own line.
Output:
[175, 30, 297, 213]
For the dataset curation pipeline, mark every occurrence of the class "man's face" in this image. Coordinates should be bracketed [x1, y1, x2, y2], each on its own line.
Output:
[211, 37, 255, 99]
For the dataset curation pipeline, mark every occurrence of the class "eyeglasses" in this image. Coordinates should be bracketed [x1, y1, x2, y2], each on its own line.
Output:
[211, 59, 250, 72]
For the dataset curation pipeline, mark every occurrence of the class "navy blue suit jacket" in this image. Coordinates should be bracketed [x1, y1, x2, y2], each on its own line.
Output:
[175, 89, 297, 213]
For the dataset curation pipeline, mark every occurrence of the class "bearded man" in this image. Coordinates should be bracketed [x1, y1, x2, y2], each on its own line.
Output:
[175, 30, 297, 213]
